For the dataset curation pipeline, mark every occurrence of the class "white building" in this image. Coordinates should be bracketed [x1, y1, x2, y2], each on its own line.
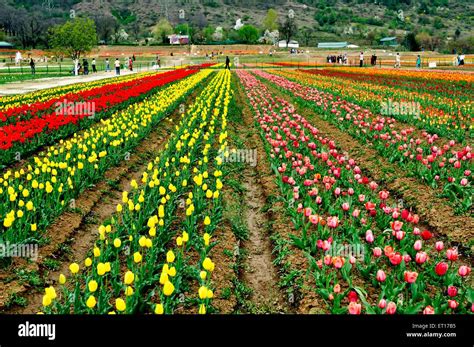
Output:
[278, 40, 299, 48]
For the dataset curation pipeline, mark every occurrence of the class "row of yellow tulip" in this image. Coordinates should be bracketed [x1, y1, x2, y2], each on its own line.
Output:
[40, 69, 232, 314]
[0, 69, 213, 244]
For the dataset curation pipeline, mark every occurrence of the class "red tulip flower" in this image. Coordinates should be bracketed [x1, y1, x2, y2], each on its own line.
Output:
[376, 270, 386, 282]
[447, 286, 458, 297]
[458, 266, 471, 277]
[435, 262, 448, 276]
[423, 306, 435, 314]
[404, 271, 418, 284]
[348, 291, 358, 303]
[421, 230, 433, 240]
[348, 301, 362, 315]
[448, 300, 458, 310]
[446, 248, 458, 262]
[386, 302, 397, 314]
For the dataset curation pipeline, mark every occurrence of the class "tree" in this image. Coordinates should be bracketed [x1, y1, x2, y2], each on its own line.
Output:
[447, 36, 474, 54]
[454, 28, 461, 40]
[301, 27, 313, 47]
[262, 9, 278, 31]
[92, 14, 117, 44]
[174, 23, 195, 42]
[153, 18, 173, 44]
[203, 26, 215, 42]
[415, 31, 442, 51]
[403, 32, 420, 51]
[280, 15, 297, 44]
[416, 32, 432, 50]
[238, 25, 259, 43]
[49, 18, 97, 60]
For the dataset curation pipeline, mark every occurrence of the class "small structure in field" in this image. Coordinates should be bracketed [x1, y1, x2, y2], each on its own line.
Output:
[380, 37, 399, 47]
[168, 34, 189, 45]
[317, 42, 348, 49]
[278, 40, 299, 48]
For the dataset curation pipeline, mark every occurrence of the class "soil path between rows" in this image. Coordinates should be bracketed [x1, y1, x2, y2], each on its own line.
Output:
[233, 76, 324, 313]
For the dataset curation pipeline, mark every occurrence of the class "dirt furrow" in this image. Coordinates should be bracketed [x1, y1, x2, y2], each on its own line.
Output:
[231, 75, 323, 313]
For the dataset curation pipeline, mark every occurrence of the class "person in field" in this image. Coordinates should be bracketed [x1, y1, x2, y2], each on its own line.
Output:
[416, 55, 421, 68]
[115, 58, 120, 75]
[105, 58, 111, 72]
[83, 59, 89, 75]
[128, 57, 133, 71]
[359, 51, 364, 67]
[394, 52, 401, 68]
[92, 58, 97, 73]
[29, 58, 35, 75]
[225, 56, 230, 70]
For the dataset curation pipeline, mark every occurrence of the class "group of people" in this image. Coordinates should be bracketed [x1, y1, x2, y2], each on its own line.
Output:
[327, 54, 348, 64]
[456, 53, 465, 66]
[72, 56, 135, 76]
[290, 48, 305, 54]
[206, 51, 223, 60]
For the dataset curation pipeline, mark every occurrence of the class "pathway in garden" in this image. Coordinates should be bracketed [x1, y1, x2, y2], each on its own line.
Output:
[240, 170, 288, 313]
[228, 79, 291, 314]
[0, 68, 153, 96]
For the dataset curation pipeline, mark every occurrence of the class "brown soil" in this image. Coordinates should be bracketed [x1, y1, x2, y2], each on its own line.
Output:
[208, 225, 238, 314]
[240, 171, 287, 312]
[232, 76, 324, 314]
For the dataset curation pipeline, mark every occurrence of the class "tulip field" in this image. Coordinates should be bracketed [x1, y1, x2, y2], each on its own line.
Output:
[0, 65, 472, 316]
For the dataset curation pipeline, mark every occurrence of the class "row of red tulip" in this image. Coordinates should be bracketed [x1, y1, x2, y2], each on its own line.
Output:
[252, 69, 472, 214]
[237, 69, 472, 314]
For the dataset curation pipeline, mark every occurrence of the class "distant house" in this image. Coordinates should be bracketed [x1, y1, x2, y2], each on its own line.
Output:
[278, 40, 299, 48]
[168, 34, 189, 45]
[380, 37, 398, 47]
[0, 41, 14, 49]
[317, 42, 348, 49]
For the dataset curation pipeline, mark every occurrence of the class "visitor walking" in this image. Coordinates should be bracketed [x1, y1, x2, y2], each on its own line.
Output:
[128, 57, 133, 71]
[394, 52, 401, 68]
[83, 59, 89, 75]
[115, 58, 121, 75]
[225, 56, 230, 70]
[416, 55, 421, 68]
[105, 58, 111, 72]
[359, 51, 364, 67]
[92, 58, 97, 73]
[29, 58, 35, 75]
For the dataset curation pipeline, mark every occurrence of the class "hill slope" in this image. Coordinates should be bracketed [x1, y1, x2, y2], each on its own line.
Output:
[0, 0, 472, 48]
